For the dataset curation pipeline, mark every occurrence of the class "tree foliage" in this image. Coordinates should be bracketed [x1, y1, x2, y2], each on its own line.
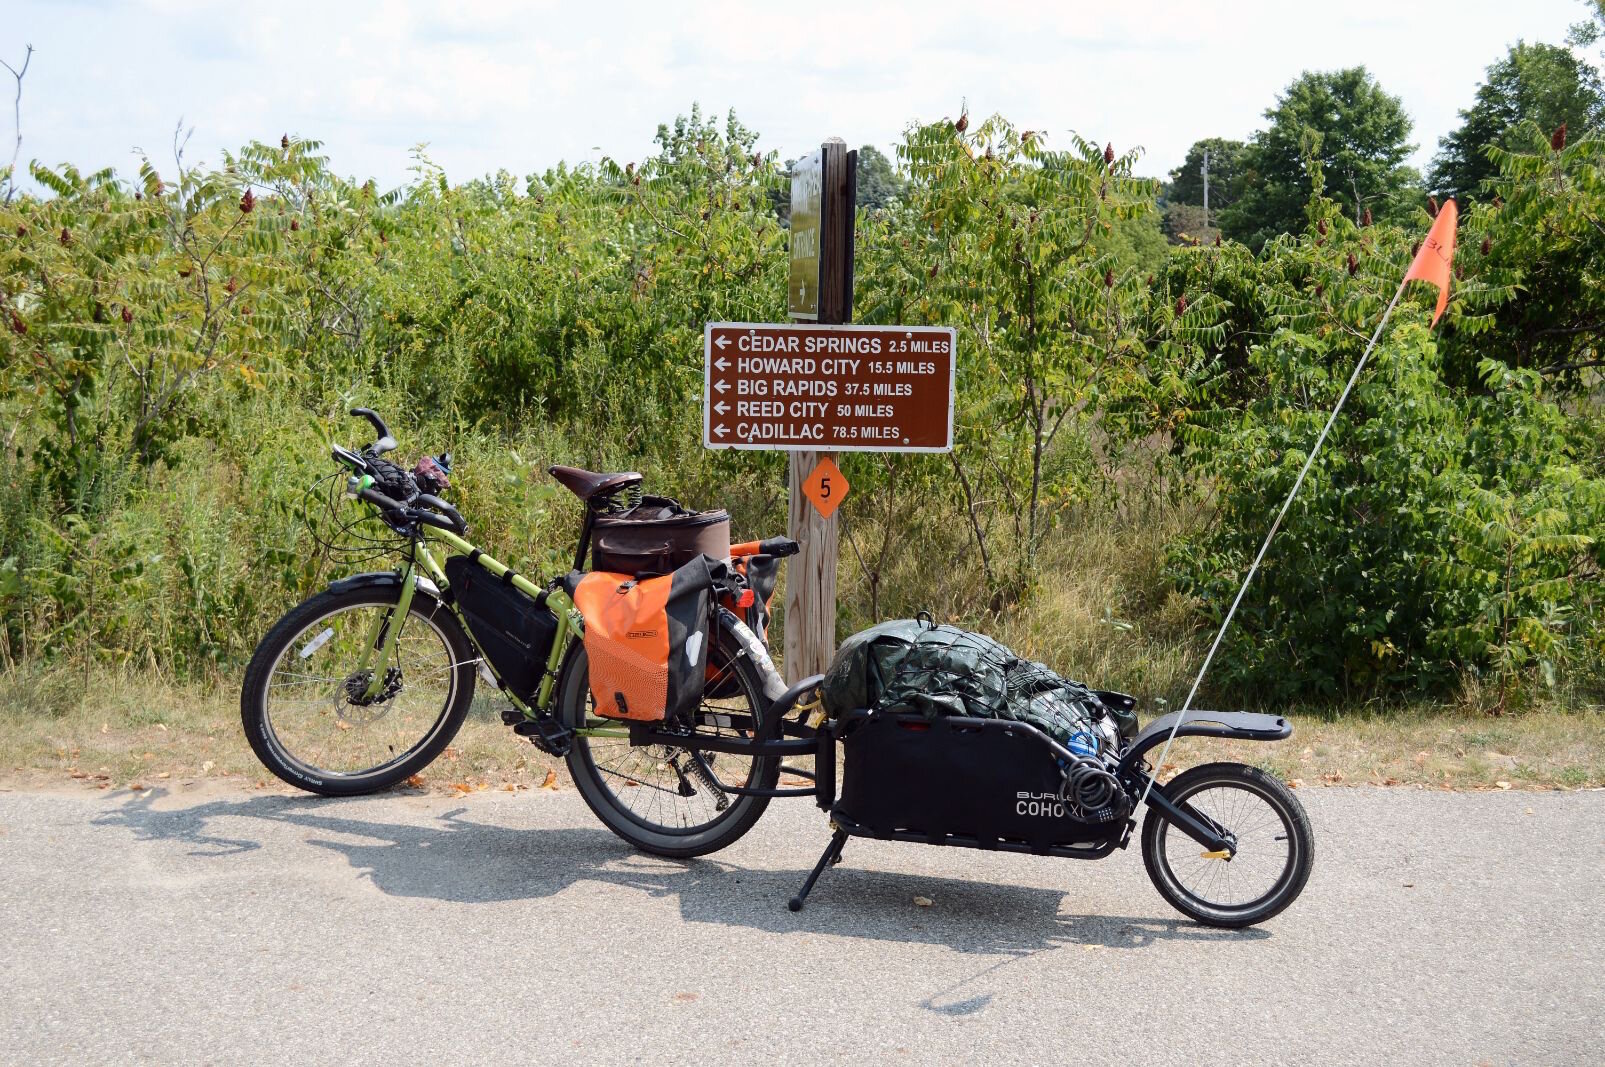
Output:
[1167, 137, 1248, 210]
[1222, 67, 1422, 249]
[1429, 41, 1605, 202]
[1, 93, 1601, 708]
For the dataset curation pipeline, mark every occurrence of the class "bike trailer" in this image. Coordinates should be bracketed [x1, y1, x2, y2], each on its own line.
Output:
[573, 555, 715, 722]
[443, 554, 557, 701]
[833, 710, 1125, 855]
[591, 496, 730, 577]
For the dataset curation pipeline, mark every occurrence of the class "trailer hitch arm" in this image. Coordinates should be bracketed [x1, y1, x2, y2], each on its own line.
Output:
[1141, 781, 1235, 855]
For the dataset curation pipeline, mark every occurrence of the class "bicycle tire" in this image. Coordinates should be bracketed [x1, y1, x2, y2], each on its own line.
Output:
[241, 584, 476, 796]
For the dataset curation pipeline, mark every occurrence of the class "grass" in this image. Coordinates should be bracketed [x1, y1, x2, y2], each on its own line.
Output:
[0, 668, 568, 794]
[2, 665, 1600, 795]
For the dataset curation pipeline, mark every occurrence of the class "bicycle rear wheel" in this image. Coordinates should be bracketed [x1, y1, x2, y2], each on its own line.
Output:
[561, 618, 781, 858]
[241, 584, 476, 795]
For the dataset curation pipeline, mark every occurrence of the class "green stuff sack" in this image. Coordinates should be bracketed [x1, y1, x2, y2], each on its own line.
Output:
[821, 617, 1135, 746]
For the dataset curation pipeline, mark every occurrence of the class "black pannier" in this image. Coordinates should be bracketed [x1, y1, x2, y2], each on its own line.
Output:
[591, 495, 730, 576]
[443, 555, 557, 700]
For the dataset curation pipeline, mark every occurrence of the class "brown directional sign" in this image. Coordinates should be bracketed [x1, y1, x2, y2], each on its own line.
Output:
[788, 151, 822, 320]
[703, 322, 956, 453]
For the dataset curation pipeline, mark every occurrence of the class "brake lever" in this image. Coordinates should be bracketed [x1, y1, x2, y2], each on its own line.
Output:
[415, 494, 467, 534]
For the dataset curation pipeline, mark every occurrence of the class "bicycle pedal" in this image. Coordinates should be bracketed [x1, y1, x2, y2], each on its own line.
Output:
[500, 708, 525, 726]
[513, 714, 573, 757]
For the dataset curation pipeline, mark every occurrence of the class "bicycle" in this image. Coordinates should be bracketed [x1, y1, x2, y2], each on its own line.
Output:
[241, 408, 800, 856]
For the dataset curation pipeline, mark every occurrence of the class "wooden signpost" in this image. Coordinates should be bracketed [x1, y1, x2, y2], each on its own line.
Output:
[788, 138, 852, 683]
[704, 137, 955, 684]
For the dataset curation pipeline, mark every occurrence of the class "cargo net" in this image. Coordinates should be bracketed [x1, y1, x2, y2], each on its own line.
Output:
[879, 620, 1131, 823]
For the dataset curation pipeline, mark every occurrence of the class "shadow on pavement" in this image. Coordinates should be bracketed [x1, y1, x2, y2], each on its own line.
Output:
[93, 788, 1267, 954]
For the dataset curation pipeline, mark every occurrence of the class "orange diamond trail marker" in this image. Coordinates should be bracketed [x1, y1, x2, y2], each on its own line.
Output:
[801, 457, 848, 519]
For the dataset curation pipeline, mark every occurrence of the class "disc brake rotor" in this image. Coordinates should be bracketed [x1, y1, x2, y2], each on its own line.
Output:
[338, 667, 402, 724]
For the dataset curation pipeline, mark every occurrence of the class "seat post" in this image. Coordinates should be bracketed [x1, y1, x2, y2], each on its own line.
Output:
[572, 505, 597, 573]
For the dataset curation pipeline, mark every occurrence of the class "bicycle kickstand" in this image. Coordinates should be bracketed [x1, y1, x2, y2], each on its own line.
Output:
[789, 828, 849, 912]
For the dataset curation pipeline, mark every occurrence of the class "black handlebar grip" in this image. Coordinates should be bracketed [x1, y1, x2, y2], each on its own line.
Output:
[350, 408, 390, 440]
[759, 536, 801, 558]
[416, 494, 467, 534]
[357, 486, 403, 511]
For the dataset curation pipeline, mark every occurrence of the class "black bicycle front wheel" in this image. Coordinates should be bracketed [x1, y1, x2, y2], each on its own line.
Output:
[1140, 762, 1314, 928]
[241, 584, 476, 796]
[561, 617, 781, 858]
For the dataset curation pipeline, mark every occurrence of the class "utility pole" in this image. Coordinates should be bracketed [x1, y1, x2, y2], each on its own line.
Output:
[1202, 147, 1210, 233]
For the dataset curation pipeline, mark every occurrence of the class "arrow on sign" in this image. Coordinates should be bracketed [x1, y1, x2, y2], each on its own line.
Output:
[714, 380, 729, 394]
[714, 335, 730, 349]
[714, 423, 730, 438]
[714, 356, 730, 371]
[714, 400, 729, 415]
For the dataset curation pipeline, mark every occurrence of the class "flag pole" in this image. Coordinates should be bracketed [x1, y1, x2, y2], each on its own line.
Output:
[1132, 275, 1409, 815]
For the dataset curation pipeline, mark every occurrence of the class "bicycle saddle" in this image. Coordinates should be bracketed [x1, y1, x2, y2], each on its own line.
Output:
[548, 464, 643, 501]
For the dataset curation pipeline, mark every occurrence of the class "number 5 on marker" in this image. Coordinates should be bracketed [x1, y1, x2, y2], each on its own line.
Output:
[801, 457, 848, 519]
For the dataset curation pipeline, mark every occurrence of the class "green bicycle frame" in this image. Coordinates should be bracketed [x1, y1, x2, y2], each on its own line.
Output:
[408, 526, 576, 712]
[340, 467, 632, 738]
[367, 522, 628, 740]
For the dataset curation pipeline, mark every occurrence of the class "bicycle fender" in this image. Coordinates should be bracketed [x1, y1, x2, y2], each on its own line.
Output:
[327, 571, 442, 599]
[1118, 711, 1292, 774]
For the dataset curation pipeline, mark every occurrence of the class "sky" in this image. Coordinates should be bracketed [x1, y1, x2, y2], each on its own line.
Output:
[3, 0, 1595, 192]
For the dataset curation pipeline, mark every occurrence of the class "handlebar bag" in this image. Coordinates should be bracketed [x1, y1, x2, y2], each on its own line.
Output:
[443, 555, 557, 701]
[574, 555, 714, 722]
[592, 496, 730, 577]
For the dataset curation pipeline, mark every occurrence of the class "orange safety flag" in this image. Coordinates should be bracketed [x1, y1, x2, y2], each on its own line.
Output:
[1403, 199, 1458, 327]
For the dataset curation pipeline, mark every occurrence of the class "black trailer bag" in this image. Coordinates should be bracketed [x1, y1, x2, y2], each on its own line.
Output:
[834, 712, 1122, 851]
[591, 495, 730, 576]
[443, 555, 557, 701]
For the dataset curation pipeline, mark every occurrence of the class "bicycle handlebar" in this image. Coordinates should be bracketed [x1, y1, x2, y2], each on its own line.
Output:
[356, 484, 466, 534]
[350, 408, 397, 455]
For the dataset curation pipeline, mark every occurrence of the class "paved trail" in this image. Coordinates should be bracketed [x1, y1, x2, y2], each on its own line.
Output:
[0, 784, 1600, 1065]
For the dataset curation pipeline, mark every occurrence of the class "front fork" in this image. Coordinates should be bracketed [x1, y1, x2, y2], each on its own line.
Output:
[356, 554, 420, 700]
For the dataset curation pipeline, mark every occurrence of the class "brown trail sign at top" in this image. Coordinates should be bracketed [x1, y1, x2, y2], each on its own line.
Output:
[702, 322, 955, 452]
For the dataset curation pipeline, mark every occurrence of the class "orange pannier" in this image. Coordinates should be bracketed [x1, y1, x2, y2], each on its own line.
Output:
[573, 556, 715, 722]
